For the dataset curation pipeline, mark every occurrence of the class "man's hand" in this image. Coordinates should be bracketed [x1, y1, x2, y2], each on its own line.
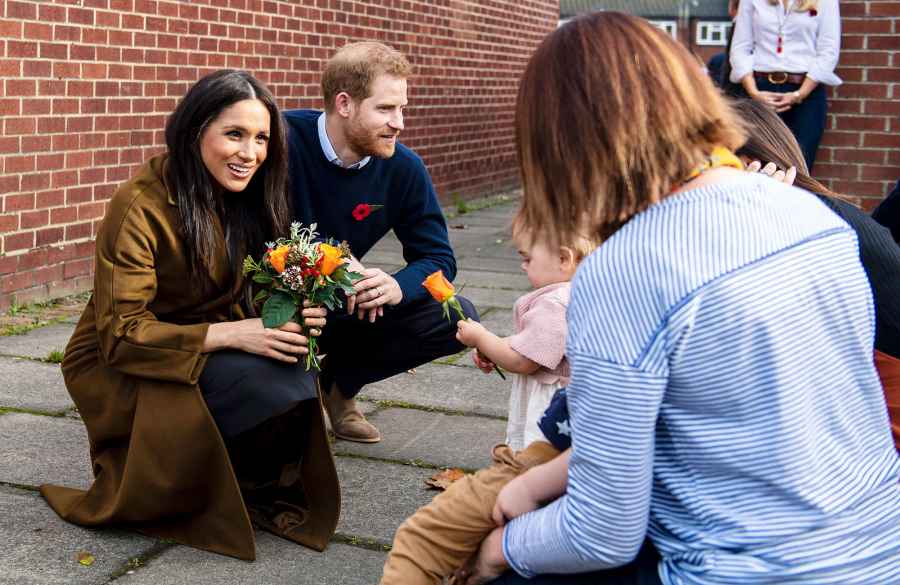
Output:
[351, 267, 403, 323]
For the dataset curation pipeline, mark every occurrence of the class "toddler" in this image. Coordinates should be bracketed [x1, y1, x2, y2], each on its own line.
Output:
[379, 224, 596, 584]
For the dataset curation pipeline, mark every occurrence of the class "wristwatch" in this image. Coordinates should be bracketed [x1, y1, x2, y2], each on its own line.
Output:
[792, 91, 803, 103]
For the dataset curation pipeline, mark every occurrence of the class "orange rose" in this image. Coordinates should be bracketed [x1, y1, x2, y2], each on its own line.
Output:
[316, 243, 345, 276]
[422, 270, 455, 303]
[268, 245, 291, 274]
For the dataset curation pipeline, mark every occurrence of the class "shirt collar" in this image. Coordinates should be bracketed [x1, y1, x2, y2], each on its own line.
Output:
[317, 112, 370, 170]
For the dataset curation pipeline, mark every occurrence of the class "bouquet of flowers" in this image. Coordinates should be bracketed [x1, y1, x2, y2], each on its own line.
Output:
[243, 222, 362, 371]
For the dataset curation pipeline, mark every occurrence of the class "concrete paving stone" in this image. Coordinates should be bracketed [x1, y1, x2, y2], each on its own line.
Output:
[476, 308, 516, 338]
[0, 413, 92, 489]
[0, 357, 73, 414]
[123, 537, 386, 585]
[464, 286, 524, 311]
[0, 485, 158, 585]
[335, 408, 506, 471]
[459, 244, 520, 261]
[359, 362, 509, 417]
[443, 214, 512, 228]
[456, 257, 524, 274]
[359, 250, 406, 267]
[454, 270, 530, 292]
[0, 323, 75, 360]
[447, 223, 509, 236]
[334, 456, 436, 544]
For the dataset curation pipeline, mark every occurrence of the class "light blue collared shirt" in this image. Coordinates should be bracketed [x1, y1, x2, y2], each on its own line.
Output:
[316, 112, 370, 170]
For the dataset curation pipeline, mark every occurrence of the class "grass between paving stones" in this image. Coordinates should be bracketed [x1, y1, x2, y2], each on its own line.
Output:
[332, 532, 393, 552]
[105, 541, 176, 583]
[0, 479, 41, 493]
[332, 451, 478, 476]
[442, 190, 518, 221]
[0, 291, 89, 337]
[0, 405, 71, 418]
[358, 398, 506, 421]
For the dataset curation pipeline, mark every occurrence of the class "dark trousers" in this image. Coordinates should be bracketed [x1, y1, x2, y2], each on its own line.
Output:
[317, 295, 479, 398]
[488, 539, 662, 585]
[751, 80, 828, 172]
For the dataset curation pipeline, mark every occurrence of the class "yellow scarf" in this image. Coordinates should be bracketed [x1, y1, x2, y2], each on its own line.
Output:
[686, 146, 744, 180]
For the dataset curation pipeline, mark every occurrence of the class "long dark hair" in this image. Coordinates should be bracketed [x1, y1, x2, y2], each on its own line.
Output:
[731, 98, 856, 206]
[164, 69, 290, 293]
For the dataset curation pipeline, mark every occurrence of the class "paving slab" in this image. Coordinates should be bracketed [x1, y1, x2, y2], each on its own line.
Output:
[334, 456, 436, 544]
[359, 362, 509, 417]
[335, 407, 506, 470]
[464, 286, 523, 311]
[123, 537, 386, 585]
[454, 270, 530, 292]
[475, 308, 516, 338]
[0, 413, 92, 489]
[0, 357, 72, 414]
[0, 323, 75, 360]
[456, 257, 524, 274]
[0, 486, 158, 585]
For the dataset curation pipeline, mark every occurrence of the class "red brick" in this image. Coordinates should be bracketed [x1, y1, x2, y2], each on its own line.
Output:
[22, 60, 52, 78]
[0, 213, 18, 232]
[5, 79, 36, 97]
[863, 133, 900, 148]
[1, 271, 34, 294]
[21, 135, 52, 153]
[861, 165, 900, 181]
[833, 116, 889, 132]
[869, 2, 900, 16]
[868, 36, 900, 51]
[24, 23, 53, 42]
[33, 264, 65, 286]
[35, 227, 64, 247]
[3, 118, 35, 136]
[51, 206, 78, 224]
[65, 223, 94, 242]
[35, 188, 63, 208]
[0, 255, 17, 275]
[5, 155, 36, 173]
[64, 258, 93, 279]
[20, 210, 49, 229]
[868, 68, 900, 83]
[4, 231, 35, 252]
[53, 24, 80, 42]
[7, 1, 37, 20]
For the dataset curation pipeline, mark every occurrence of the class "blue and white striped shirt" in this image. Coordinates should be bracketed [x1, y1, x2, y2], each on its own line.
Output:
[503, 173, 900, 584]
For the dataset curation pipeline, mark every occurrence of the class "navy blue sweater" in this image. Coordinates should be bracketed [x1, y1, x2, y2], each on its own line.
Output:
[284, 110, 456, 306]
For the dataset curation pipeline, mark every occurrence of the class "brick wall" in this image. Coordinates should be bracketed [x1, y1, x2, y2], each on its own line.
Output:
[819, 0, 899, 208]
[0, 0, 558, 308]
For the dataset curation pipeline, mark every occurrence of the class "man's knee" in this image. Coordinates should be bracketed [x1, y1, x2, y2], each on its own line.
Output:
[456, 296, 479, 322]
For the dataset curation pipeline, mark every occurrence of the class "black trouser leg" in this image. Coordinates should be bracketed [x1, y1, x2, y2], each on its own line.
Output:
[317, 295, 479, 399]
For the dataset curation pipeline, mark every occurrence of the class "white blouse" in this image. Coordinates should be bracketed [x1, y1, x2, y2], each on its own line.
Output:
[730, 0, 842, 86]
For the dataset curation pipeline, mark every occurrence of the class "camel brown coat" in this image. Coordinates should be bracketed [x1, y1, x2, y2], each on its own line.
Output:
[40, 155, 340, 560]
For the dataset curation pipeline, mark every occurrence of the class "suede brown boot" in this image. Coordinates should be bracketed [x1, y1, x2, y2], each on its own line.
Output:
[324, 384, 381, 443]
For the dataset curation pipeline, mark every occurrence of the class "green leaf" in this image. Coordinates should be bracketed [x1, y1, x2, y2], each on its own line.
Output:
[252, 289, 269, 304]
[253, 272, 273, 285]
[262, 292, 297, 328]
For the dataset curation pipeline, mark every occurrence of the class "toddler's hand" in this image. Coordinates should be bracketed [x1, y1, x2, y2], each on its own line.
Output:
[456, 318, 487, 348]
[492, 474, 541, 526]
[471, 349, 495, 374]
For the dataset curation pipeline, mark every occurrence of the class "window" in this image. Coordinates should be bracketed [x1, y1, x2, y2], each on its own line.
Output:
[696, 21, 731, 46]
[649, 20, 678, 40]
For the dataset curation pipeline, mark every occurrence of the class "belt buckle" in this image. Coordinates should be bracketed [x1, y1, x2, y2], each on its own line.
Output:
[767, 72, 788, 85]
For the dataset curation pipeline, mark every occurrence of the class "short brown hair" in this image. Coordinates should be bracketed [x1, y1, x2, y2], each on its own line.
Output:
[321, 41, 412, 112]
[731, 98, 856, 205]
[511, 211, 598, 263]
[515, 12, 746, 248]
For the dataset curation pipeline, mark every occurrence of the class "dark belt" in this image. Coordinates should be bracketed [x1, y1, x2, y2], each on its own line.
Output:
[754, 71, 805, 85]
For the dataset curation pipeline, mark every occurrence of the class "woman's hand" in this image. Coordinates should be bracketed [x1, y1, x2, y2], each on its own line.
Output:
[750, 90, 782, 108]
[204, 305, 327, 363]
[746, 160, 797, 185]
[769, 91, 802, 113]
[453, 527, 509, 585]
[492, 474, 542, 526]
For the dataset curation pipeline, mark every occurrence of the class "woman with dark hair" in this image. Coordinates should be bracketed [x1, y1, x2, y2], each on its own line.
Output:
[733, 98, 900, 452]
[40, 70, 340, 561]
[456, 12, 899, 585]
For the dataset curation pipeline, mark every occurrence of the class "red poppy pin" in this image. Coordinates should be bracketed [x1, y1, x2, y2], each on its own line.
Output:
[352, 203, 384, 221]
[809, 9, 817, 16]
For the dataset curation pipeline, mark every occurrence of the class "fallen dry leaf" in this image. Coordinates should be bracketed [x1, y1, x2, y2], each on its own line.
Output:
[424, 468, 466, 490]
[76, 551, 95, 567]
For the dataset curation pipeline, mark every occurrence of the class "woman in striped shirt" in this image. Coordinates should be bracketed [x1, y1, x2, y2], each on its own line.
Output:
[458, 12, 900, 585]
